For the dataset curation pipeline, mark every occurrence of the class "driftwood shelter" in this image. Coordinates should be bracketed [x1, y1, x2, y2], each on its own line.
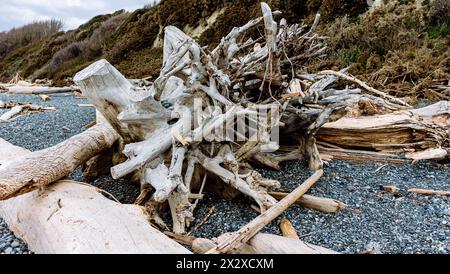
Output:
[0, 2, 448, 254]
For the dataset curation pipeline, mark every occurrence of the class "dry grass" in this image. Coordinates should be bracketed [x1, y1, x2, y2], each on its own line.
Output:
[0, 19, 63, 59]
[309, 0, 450, 102]
[46, 12, 129, 79]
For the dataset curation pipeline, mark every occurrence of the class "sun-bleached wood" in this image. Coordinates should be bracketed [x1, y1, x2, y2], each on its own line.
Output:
[72, 2, 434, 236]
[0, 122, 119, 200]
[270, 192, 347, 213]
[280, 218, 299, 240]
[193, 233, 338, 254]
[4, 86, 78, 94]
[318, 101, 450, 154]
[0, 139, 191, 254]
[408, 188, 450, 196]
[0, 104, 55, 122]
[206, 170, 323, 254]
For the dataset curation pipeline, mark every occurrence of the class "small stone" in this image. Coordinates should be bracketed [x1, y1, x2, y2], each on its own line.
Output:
[5, 247, 13, 254]
[431, 198, 441, 204]
[11, 240, 20, 248]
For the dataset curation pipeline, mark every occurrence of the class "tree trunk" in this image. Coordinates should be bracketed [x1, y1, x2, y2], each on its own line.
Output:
[0, 122, 119, 200]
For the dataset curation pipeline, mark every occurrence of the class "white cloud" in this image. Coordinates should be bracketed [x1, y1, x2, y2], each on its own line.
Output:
[0, 0, 154, 31]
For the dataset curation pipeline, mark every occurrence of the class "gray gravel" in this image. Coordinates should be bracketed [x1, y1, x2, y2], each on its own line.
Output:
[187, 160, 450, 254]
[0, 93, 449, 254]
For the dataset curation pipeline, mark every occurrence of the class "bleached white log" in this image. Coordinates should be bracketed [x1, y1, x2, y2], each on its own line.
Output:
[0, 139, 191, 254]
[6, 86, 77, 94]
[193, 233, 338, 254]
[0, 122, 119, 200]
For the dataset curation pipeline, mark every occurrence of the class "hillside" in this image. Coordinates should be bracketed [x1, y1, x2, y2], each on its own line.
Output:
[0, 0, 448, 101]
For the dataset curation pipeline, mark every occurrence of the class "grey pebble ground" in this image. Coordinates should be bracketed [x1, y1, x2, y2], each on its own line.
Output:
[0, 93, 449, 254]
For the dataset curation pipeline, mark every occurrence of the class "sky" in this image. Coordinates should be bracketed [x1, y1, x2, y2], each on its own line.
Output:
[0, 0, 156, 32]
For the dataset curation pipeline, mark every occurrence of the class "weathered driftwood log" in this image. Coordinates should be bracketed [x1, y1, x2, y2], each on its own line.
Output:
[205, 170, 323, 254]
[0, 121, 119, 200]
[5, 86, 78, 94]
[270, 192, 347, 213]
[280, 218, 300, 240]
[0, 104, 55, 122]
[193, 233, 338, 254]
[317, 101, 450, 157]
[0, 106, 23, 121]
[405, 148, 449, 162]
[0, 139, 191, 254]
[317, 146, 410, 164]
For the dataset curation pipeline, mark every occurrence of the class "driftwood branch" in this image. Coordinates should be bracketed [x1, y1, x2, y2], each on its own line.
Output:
[205, 170, 323, 254]
[270, 192, 347, 213]
[408, 188, 450, 196]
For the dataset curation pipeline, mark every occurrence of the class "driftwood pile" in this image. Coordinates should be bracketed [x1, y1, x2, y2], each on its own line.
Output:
[0, 3, 448, 254]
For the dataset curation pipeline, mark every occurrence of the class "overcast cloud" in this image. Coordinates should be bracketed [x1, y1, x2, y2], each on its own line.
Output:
[0, 0, 153, 32]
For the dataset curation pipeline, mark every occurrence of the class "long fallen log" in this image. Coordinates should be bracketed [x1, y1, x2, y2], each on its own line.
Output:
[193, 233, 338, 254]
[318, 70, 411, 107]
[205, 170, 323, 254]
[408, 188, 450, 197]
[0, 106, 23, 121]
[0, 139, 191, 254]
[270, 192, 347, 213]
[0, 121, 119, 200]
[5, 86, 79, 95]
